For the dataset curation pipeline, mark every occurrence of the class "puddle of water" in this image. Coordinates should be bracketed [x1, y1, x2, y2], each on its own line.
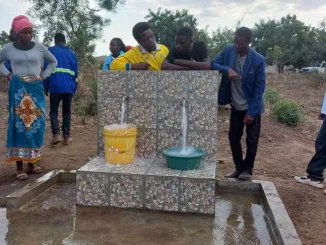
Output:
[0, 183, 276, 245]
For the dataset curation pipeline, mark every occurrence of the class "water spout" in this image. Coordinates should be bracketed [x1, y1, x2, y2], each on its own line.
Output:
[181, 99, 187, 153]
[120, 96, 127, 125]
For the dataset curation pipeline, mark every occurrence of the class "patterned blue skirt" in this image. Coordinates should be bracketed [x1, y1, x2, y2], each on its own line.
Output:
[6, 75, 46, 163]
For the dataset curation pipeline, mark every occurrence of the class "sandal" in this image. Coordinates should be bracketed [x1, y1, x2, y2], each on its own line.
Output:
[16, 173, 28, 180]
[27, 166, 44, 174]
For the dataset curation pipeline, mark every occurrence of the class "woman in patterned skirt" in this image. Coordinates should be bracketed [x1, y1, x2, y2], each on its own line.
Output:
[0, 15, 57, 180]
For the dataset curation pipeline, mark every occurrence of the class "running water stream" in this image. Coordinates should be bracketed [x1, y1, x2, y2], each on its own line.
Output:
[180, 99, 188, 154]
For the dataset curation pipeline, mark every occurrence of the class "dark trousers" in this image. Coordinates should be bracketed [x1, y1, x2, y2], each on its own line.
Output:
[50, 93, 73, 137]
[306, 117, 326, 181]
[228, 108, 261, 174]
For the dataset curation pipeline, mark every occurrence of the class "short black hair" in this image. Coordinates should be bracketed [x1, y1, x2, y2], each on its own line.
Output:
[235, 27, 252, 43]
[111, 37, 126, 52]
[55, 33, 66, 44]
[132, 22, 151, 41]
[176, 27, 193, 41]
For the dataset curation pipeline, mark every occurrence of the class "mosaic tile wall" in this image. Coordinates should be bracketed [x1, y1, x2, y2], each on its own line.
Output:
[97, 71, 219, 161]
[77, 157, 216, 214]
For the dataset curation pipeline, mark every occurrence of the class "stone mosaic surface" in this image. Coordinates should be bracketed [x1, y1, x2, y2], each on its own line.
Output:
[179, 179, 215, 214]
[128, 71, 157, 99]
[136, 129, 157, 158]
[98, 71, 127, 98]
[76, 157, 216, 214]
[110, 174, 143, 208]
[157, 100, 183, 130]
[180, 162, 216, 179]
[97, 71, 219, 160]
[128, 99, 156, 129]
[189, 131, 218, 161]
[188, 71, 219, 100]
[157, 130, 182, 157]
[111, 159, 152, 174]
[188, 100, 218, 131]
[144, 176, 179, 211]
[98, 97, 123, 152]
[146, 159, 181, 177]
[157, 72, 187, 100]
[78, 157, 112, 173]
[76, 173, 109, 206]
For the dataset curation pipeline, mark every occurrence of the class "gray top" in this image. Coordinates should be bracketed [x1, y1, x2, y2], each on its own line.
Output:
[0, 42, 57, 78]
[231, 55, 248, 111]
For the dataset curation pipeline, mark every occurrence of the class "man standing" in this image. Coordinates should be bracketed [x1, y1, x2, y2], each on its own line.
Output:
[110, 22, 168, 70]
[295, 92, 326, 194]
[44, 33, 78, 145]
[162, 27, 211, 70]
[212, 27, 266, 180]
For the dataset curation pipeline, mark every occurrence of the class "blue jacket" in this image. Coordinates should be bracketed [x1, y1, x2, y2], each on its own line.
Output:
[212, 45, 266, 116]
[44, 45, 78, 94]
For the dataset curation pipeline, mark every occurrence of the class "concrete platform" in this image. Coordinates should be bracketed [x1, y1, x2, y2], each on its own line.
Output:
[76, 157, 216, 214]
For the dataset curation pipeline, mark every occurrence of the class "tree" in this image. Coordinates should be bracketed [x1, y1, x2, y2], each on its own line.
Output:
[0, 31, 10, 49]
[314, 18, 326, 63]
[210, 27, 234, 57]
[146, 8, 199, 50]
[27, 0, 123, 78]
[252, 15, 318, 71]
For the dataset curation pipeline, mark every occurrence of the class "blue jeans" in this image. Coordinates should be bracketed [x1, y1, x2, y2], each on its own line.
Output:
[307, 117, 326, 181]
[50, 93, 73, 137]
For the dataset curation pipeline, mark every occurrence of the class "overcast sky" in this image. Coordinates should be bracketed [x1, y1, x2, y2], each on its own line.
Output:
[1, 0, 326, 56]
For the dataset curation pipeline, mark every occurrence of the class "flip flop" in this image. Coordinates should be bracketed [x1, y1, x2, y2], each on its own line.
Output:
[16, 173, 28, 180]
[27, 166, 44, 174]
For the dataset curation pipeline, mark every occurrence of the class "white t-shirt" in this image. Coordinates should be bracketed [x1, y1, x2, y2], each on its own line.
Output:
[321, 92, 326, 115]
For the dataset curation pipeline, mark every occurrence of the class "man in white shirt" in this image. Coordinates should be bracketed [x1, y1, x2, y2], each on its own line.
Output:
[295, 92, 326, 194]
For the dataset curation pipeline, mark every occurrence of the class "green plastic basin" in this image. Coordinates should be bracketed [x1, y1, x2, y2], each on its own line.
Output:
[163, 147, 205, 170]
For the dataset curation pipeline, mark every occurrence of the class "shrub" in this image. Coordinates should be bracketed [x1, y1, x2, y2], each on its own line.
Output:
[272, 99, 302, 127]
[264, 87, 281, 105]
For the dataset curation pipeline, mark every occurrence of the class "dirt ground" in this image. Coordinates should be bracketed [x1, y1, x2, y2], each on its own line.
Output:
[0, 73, 326, 245]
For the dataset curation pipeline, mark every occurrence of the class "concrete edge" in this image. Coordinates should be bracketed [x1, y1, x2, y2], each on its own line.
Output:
[257, 180, 303, 245]
[216, 179, 302, 245]
[6, 170, 77, 210]
[60, 170, 77, 182]
[216, 179, 261, 194]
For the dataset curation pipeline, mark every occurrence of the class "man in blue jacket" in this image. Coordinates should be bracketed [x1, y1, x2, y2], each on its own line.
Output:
[44, 33, 78, 146]
[212, 27, 266, 180]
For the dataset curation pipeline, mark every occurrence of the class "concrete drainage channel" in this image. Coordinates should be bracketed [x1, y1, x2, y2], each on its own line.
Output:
[5, 170, 302, 245]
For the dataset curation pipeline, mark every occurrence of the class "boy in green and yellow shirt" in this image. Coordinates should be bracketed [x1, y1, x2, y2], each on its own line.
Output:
[110, 22, 169, 71]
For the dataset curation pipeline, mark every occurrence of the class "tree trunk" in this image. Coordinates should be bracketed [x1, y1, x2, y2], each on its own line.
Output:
[82, 50, 97, 80]
[84, 57, 97, 80]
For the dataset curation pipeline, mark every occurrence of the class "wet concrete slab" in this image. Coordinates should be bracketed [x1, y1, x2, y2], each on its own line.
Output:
[0, 182, 276, 245]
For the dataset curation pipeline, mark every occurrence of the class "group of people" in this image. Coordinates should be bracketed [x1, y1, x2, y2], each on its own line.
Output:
[103, 22, 265, 181]
[0, 15, 78, 180]
[0, 16, 325, 193]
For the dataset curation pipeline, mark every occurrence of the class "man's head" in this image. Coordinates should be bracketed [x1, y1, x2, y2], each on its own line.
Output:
[234, 27, 252, 54]
[55, 33, 66, 45]
[175, 27, 193, 54]
[132, 22, 156, 52]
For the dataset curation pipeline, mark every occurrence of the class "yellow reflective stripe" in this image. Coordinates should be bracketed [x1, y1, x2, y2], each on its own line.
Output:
[54, 68, 75, 76]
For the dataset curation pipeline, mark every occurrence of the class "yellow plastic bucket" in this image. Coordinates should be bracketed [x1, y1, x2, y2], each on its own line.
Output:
[103, 124, 137, 165]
